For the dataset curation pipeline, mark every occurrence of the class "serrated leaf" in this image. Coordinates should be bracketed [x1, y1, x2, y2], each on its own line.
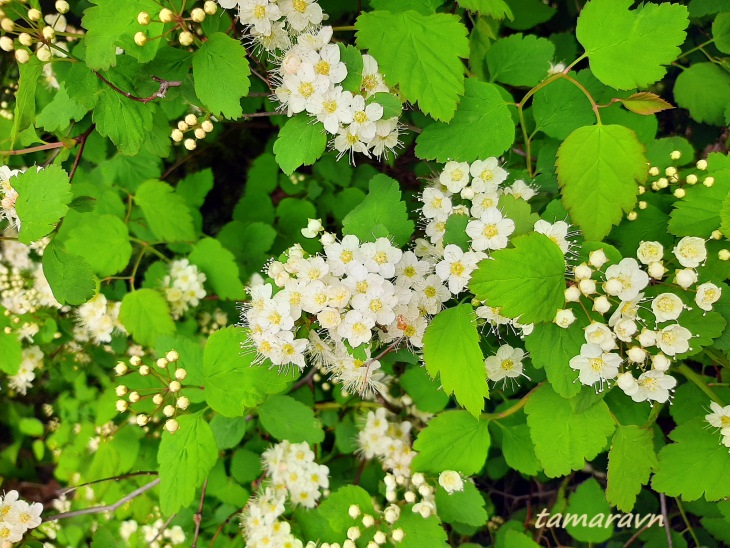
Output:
[460, 0, 513, 19]
[619, 92, 674, 115]
[525, 384, 615, 477]
[400, 366, 450, 413]
[10, 56, 43, 148]
[342, 174, 414, 246]
[188, 238, 246, 300]
[524, 322, 582, 398]
[713, 13, 730, 54]
[135, 180, 196, 243]
[668, 169, 730, 237]
[318, 486, 375, 536]
[203, 327, 293, 417]
[422, 305, 489, 416]
[442, 214, 470, 251]
[119, 288, 176, 347]
[356, 10, 469, 121]
[470, 233, 566, 324]
[412, 411, 490, 474]
[368, 92, 402, 119]
[557, 124, 648, 241]
[504, 0, 556, 31]
[273, 115, 327, 176]
[338, 44, 364, 93]
[652, 418, 730, 501]
[565, 478, 614, 542]
[498, 195, 538, 237]
[258, 395, 325, 444]
[36, 86, 88, 132]
[533, 78, 594, 140]
[415, 79, 515, 162]
[721, 193, 730, 237]
[673, 63, 730, 126]
[93, 88, 154, 156]
[64, 213, 133, 277]
[395, 507, 449, 547]
[434, 482, 488, 527]
[576, 0, 689, 90]
[13, 165, 72, 244]
[158, 413, 218, 515]
[193, 32, 251, 119]
[41, 241, 97, 306]
[494, 421, 542, 476]
[486, 33, 555, 87]
[606, 425, 657, 512]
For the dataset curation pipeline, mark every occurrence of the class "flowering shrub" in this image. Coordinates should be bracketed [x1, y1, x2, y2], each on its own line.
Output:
[0, 0, 730, 546]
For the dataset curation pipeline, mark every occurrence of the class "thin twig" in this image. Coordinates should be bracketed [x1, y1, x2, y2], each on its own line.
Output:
[46, 478, 161, 521]
[191, 479, 208, 548]
[69, 124, 95, 182]
[148, 513, 176, 546]
[290, 367, 317, 392]
[94, 73, 181, 104]
[0, 141, 68, 156]
[660, 493, 673, 548]
[56, 471, 157, 496]
[208, 508, 241, 547]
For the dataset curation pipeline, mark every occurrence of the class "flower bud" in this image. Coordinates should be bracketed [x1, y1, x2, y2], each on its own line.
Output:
[56, 1, 70, 14]
[347, 527, 361, 541]
[704, 176, 715, 188]
[670, 150, 681, 160]
[174, 368, 187, 380]
[403, 491, 416, 503]
[15, 49, 30, 64]
[179, 31, 194, 46]
[136, 414, 149, 426]
[166, 350, 179, 362]
[686, 173, 698, 185]
[134, 31, 147, 46]
[28, 8, 41, 21]
[627, 211, 638, 221]
[564, 286, 581, 302]
[159, 8, 174, 23]
[177, 120, 189, 131]
[627, 346, 646, 363]
[194, 127, 206, 139]
[153, 394, 164, 405]
[0, 36, 13, 52]
[460, 186, 475, 200]
[184, 138, 196, 150]
[579, 279, 596, 295]
[204, 1, 218, 15]
[165, 418, 179, 433]
[652, 353, 671, 372]
[185, 113, 198, 126]
[130, 356, 142, 366]
[139, 365, 150, 376]
[589, 249, 608, 268]
[638, 200, 647, 209]
[171, 128, 183, 142]
[176, 396, 190, 410]
[648, 166, 659, 176]
[169, 380, 182, 393]
[647, 261, 665, 279]
[673, 188, 685, 198]
[656, 177, 668, 189]
[201, 120, 214, 133]
[115, 385, 128, 396]
[138, 11, 150, 25]
[604, 278, 623, 296]
[18, 33, 32, 46]
[1, 18, 15, 32]
[373, 531, 386, 544]
[392, 529, 404, 542]
[696, 159, 708, 170]
[116, 400, 128, 412]
[348, 505, 360, 519]
[719, 249, 730, 261]
[675, 268, 697, 289]
[42, 26, 55, 40]
[128, 391, 140, 403]
[574, 263, 592, 280]
[115, 362, 128, 375]
[191, 8, 205, 22]
[362, 515, 375, 528]
[163, 405, 175, 417]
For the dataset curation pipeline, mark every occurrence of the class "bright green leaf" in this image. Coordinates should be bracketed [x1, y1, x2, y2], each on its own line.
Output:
[486, 33, 554, 87]
[13, 165, 72, 244]
[673, 63, 730, 126]
[64, 213, 133, 277]
[533, 78, 594, 140]
[93, 88, 154, 156]
[189, 238, 246, 300]
[36, 86, 88, 132]
[42, 240, 97, 306]
[668, 169, 730, 237]
[460, 0, 513, 19]
[0, 330, 22, 375]
[258, 395, 325, 444]
[606, 425, 657, 512]
[395, 508, 449, 547]
[524, 322, 582, 398]
[135, 180, 196, 243]
[565, 478, 614, 542]
[713, 13, 730, 54]
[9, 56, 43, 148]
[273, 115, 327, 176]
[119, 288, 176, 347]
[434, 482, 488, 527]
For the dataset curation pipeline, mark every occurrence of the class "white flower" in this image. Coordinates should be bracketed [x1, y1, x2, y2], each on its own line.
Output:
[484, 344, 525, 382]
[503, 180, 536, 201]
[673, 236, 707, 268]
[554, 308, 576, 328]
[280, 0, 323, 31]
[651, 293, 684, 322]
[349, 95, 384, 142]
[435, 244, 485, 294]
[469, 158, 508, 191]
[695, 282, 722, 311]
[656, 324, 692, 356]
[311, 87, 354, 134]
[333, 123, 370, 160]
[370, 118, 401, 159]
[466, 207, 515, 251]
[534, 220, 570, 253]
[675, 268, 698, 289]
[569, 343, 621, 387]
[414, 274, 450, 314]
[337, 310, 375, 347]
[636, 241, 664, 265]
[603, 258, 649, 301]
[469, 189, 501, 218]
[584, 322, 616, 351]
[312, 43, 347, 85]
[360, 54, 389, 97]
[630, 370, 677, 403]
[359, 237, 402, 278]
[324, 235, 361, 277]
[438, 471, 464, 494]
[439, 161, 471, 193]
[284, 63, 329, 114]
[239, 0, 281, 35]
[706, 401, 730, 429]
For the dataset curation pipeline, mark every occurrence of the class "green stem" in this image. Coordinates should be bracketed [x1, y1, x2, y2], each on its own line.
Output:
[559, 73, 601, 124]
[517, 107, 534, 177]
[332, 25, 356, 31]
[482, 384, 541, 421]
[706, 348, 730, 369]
[677, 39, 714, 60]
[675, 498, 700, 547]
[642, 402, 664, 429]
[563, 52, 588, 73]
[676, 364, 724, 405]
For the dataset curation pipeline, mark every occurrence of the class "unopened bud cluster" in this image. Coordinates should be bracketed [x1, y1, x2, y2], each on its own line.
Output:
[135, 3, 217, 50]
[170, 113, 215, 150]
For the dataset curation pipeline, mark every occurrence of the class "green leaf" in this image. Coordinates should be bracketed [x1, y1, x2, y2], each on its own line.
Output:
[82, 0, 163, 69]
[91, 527, 123, 548]
[368, 92, 402, 119]
[722, 193, 730, 237]
[395, 506, 449, 547]
[64, 213, 133, 277]
[486, 33, 554, 87]
[119, 288, 176, 347]
[442, 214, 470, 251]
[576, 0, 689, 90]
[369, 0, 444, 14]
[42, 241, 97, 306]
[533, 78, 594, 140]
[93, 88, 154, 156]
[356, 10, 469, 121]
[606, 425, 657, 512]
[135, 180, 196, 243]
[230, 449, 262, 484]
[273, 115, 327, 176]
[400, 366, 450, 413]
[338, 44, 364, 93]
[415, 79, 515, 162]
[564, 478, 614, 543]
[177, 169, 214, 209]
[502, 531, 541, 548]
[188, 238, 246, 300]
[203, 327, 293, 417]
[459, 0, 513, 19]
[618, 92, 674, 116]
[557, 124, 648, 241]
[158, 413, 218, 515]
[318, 486, 375, 537]
[9, 56, 43, 148]
[13, 165, 72, 244]
[36, 86, 88, 132]
[412, 410, 490, 474]
[193, 32, 251, 119]
[525, 384, 616, 477]
[673, 63, 730, 126]
[713, 13, 730, 54]
[498, 195, 539, 237]
[470, 233, 566, 324]
[524, 322, 582, 398]
[422, 305, 489, 416]
[652, 418, 730, 501]
[504, 0, 556, 31]
[342, 174, 414, 247]
[668, 169, 730, 237]
[434, 482, 488, 527]
[0, 330, 22, 375]
[494, 421, 542, 476]
[258, 395, 325, 444]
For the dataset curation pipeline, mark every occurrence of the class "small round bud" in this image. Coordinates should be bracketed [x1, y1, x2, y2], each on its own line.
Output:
[670, 150, 681, 160]
[347, 527, 361, 541]
[191, 8, 205, 22]
[194, 127, 206, 140]
[201, 120, 214, 133]
[638, 185, 646, 194]
[28, 8, 41, 21]
[696, 159, 708, 170]
[55, 1, 70, 14]
[176, 396, 190, 410]
[392, 529, 404, 542]
[166, 350, 179, 362]
[136, 414, 149, 426]
[185, 113, 198, 126]
[460, 186, 475, 200]
[152, 394, 164, 405]
[115, 385, 128, 396]
[719, 249, 730, 261]
[165, 419, 179, 433]
[0, 36, 13, 52]
[156, 357, 169, 368]
[134, 31, 147, 46]
[15, 49, 30, 64]
[652, 353, 671, 372]
[711, 230, 723, 240]
[18, 33, 32, 47]
[604, 278, 623, 296]
[169, 380, 182, 393]
[574, 263, 592, 280]
[184, 138, 196, 150]
[179, 31, 194, 46]
[42, 26, 55, 40]
[417, 505, 432, 519]
[139, 365, 150, 376]
[703, 176, 715, 188]
[686, 174, 698, 185]
[137, 11, 151, 25]
[163, 405, 175, 417]
[651, 182, 659, 191]
[665, 166, 677, 177]
[593, 295, 611, 314]
[130, 356, 142, 366]
[403, 490, 416, 503]
[673, 188, 685, 198]
[578, 279, 596, 295]
[564, 286, 581, 302]
[174, 368, 187, 380]
[115, 362, 128, 375]
[554, 309, 576, 328]
[627, 211, 638, 221]
[647, 261, 665, 279]
[204, 1, 218, 15]
[675, 268, 697, 289]
[656, 177, 669, 189]
[343, 541, 356, 548]
[589, 249, 608, 268]
[177, 120, 189, 131]
[171, 128, 183, 142]
[361, 515, 375, 528]
[159, 8, 174, 23]
[1, 18, 15, 32]
[348, 505, 360, 519]
[373, 532, 386, 545]
[116, 400, 128, 413]
[648, 166, 659, 176]
[128, 391, 140, 403]
[627, 346, 646, 363]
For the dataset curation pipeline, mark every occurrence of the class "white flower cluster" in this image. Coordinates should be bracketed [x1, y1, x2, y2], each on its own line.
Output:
[0, 166, 21, 230]
[162, 259, 207, 319]
[358, 408, 415, 479]
[75, 293, 124, 345]
[242, 441, 329, 547]
[0, 490, 43, 544]
[484, 344, 528, 385]
[565, 238, 720, 404]
[118, 518, 186, 547]
[243, 235, 447, 394]
[706, 401, 730, 452]
[1, 238, 61, 316]
[7, 345, 43, 395]
[419, 158, 541, 296]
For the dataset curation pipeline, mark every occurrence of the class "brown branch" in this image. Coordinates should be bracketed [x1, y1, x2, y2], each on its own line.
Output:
[191, 479, 208, 548]
[56, 471, 157, 496]
[46, 478, 160, 521]
[94, 73, 181, 104]
[69, 124, 95, 182]
[660, 493, 673, 548]
[148, 513, 176, 546]
[0, 141, 69, 156]
[208, 508, 241, 547]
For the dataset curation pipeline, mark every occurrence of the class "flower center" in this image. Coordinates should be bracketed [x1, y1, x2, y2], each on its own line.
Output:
[340, 250, 353, 263]
[254, 5, 266, 18]
[501, 359, 514, 371]
[424, 286, 437, 298]
[293, 0, 307, 12]
[450, 262, 465, 276]
[315, 60, 330, 75]
[323, 100, 338, 113]
[483, 224, 498, 238]
[299, 82, 315, 98]
[354, 111, 367, 124]
[589, 357, 604, 372]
